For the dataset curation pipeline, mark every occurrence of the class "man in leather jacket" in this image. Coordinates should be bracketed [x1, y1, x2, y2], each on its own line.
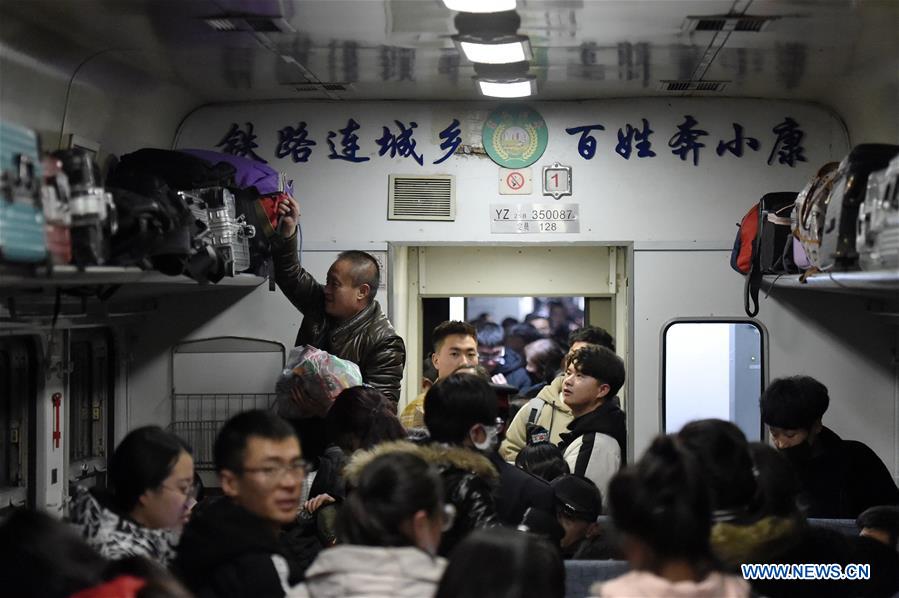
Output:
[273, 196, 406, 405]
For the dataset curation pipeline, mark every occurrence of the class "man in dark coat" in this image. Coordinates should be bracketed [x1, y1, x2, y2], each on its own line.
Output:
[273, 196, 405, 405]
[174, 411, 306, 597]
[423, 373, 501, 556]
[760, 375, 899, 519]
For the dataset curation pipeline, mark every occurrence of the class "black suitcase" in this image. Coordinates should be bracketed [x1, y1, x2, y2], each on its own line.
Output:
[819, 143, 899, 269]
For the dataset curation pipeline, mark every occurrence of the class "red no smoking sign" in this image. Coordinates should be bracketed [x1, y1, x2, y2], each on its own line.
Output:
[507, 172, 525, 189]
[499, 168, 532, 194]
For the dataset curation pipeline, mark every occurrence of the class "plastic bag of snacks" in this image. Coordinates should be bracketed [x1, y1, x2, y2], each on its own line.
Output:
[274, 345, 362, 418]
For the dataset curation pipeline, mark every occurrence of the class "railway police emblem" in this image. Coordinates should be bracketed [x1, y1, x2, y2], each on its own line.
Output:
[483, 104, 548, 168]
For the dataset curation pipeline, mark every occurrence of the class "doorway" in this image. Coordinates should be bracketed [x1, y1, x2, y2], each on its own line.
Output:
[390, 245, 630, 412]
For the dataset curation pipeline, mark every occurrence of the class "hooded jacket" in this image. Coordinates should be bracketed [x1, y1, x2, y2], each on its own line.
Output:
[499, 376, 573, 461]
[558, 399, 627, 502]
[287, 545, 446, 598]
[345, 441, 500, 557]
[591, 570, 751, 598]
[272, 231, 406, 404]
[67, 486, 178, 566]
[173, 497, 300, 598]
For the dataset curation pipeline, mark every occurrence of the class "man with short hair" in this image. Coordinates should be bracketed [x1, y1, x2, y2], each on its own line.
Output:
[422, 373, 501, 555]
[499, 326, 616, 462]
[760, 375, 899, 518]
[400, 320, 479, 429]
[273, 197, 405, 404]
[477, 321, 531, 392]
[557, 345, 627, 503]
[174, 410, 306, 597]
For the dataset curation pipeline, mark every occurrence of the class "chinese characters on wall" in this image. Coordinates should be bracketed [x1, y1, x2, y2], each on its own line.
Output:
[215, 115, 807, 168]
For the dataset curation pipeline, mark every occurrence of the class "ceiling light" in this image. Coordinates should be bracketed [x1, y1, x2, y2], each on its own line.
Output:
[476, 77, 536, 98]
[442, 0, 517, 13]
[457, 36, 531, 64]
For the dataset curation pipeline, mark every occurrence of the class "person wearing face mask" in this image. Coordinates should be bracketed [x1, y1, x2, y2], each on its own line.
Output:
[67, 426, 195, 567]
[760, 376, 899, 518]
[420, 373, 502, 555]
[288, 452, 448, 598]
[448, 365, 556, 528]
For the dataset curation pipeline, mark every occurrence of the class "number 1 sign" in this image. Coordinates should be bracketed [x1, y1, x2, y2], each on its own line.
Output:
[542, 163, 572, 199]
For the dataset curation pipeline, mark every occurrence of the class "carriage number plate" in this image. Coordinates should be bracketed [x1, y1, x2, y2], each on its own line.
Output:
[490, 203, 580, 234]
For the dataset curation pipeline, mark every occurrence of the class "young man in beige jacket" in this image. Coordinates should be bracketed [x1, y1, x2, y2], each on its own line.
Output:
[499, 326, 616, 462]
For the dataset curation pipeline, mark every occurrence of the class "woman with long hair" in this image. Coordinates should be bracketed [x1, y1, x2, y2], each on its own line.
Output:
[68, 426, 195, 565]
[592, 434, 751, 597]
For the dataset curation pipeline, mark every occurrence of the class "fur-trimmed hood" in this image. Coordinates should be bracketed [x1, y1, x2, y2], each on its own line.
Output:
[344, 441, 498, 486]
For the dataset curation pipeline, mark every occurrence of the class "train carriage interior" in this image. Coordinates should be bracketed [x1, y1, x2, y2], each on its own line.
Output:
[1, 0, 898, 596]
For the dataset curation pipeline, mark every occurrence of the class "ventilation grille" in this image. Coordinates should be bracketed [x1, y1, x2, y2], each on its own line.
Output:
[388, 175, 455, 221]
[659, 80, 728, 92]
[203, 15, 295, 33]
[684, 15, 777, 33]
[291, 83, 348, 92]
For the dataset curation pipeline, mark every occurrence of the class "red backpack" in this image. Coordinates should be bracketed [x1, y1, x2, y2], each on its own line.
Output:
[730, 192, 798, 316]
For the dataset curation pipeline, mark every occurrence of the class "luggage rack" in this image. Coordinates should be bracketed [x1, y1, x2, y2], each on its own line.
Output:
[760, 269, 899, 296]
[169, 337, 285, 472]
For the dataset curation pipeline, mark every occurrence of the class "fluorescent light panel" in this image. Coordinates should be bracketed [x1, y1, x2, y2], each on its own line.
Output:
[442, 0, 517, 13]
[459, 39, 529, 64]
[477, 79, 535, 98]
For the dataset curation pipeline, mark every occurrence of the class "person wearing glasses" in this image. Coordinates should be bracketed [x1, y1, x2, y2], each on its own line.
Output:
[476, 321, 531, 393]
[174, 410, 306, 597]
[288, 452, 449, 598]
[68, 426, 195, 566]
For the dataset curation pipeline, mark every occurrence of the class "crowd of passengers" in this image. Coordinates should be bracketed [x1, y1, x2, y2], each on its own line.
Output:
[4, 205, 899, 598]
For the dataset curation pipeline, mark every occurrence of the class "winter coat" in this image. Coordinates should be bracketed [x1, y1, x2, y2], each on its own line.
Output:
[488, 451, 555, 526]
[713, 516, 899, 598]
[287, 545, 446, 598]
[789, 426, 899, 518]
[173, 497, 301, 598]
[499, 376, 573, 461]
[591, 570, 751, 598]
[67, 486, 178, 565]
[271, 231, 406, 404]
[345, 441, 500, 557]
[558, 399, 627, 503]
[491, 348, 532, 393]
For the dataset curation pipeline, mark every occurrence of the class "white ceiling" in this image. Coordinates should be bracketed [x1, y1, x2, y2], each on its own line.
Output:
[2, 0, 897, 103]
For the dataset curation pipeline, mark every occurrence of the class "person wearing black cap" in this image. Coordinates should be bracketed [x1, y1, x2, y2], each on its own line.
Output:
[760, 375, 899, 518]
[857, 506, 899, 551]
[551, 474, 615, 559]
